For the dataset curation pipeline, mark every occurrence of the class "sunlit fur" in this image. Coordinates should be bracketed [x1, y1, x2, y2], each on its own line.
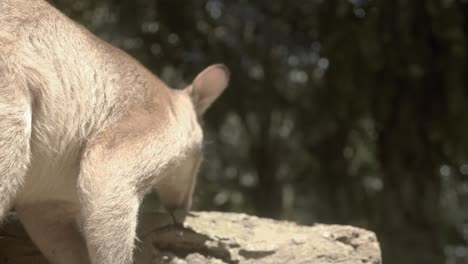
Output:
[0, 0, 229, 263]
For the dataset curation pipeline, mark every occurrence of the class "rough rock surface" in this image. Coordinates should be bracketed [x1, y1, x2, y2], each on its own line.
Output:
[0, 211, 381, 264]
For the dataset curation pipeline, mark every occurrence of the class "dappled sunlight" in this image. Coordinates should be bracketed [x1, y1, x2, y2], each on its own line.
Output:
[47, 0, 468, 262]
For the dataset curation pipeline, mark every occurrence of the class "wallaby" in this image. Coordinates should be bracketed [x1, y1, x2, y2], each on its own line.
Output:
[0, 0, 229, 263]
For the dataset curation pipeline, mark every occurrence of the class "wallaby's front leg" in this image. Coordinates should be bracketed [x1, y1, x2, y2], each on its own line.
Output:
[78, 146, 140, 264]
[16, 202, 91, 264]
[78, 179, 139, 264]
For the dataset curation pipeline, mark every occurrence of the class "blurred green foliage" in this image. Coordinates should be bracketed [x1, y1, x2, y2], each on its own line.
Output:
[48, 0, 468, 263]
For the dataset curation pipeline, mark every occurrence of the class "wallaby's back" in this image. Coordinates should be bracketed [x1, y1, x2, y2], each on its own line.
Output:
[0, 0, 172, 155]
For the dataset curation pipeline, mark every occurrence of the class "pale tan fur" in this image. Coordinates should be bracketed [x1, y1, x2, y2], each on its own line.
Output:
[0, 0, 229, 263]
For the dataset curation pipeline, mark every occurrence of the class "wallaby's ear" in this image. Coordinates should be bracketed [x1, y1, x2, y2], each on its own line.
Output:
[187, 64, 229, 115]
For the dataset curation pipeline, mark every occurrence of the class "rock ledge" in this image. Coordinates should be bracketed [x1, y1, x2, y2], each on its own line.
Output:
[0, 211, 381, 264]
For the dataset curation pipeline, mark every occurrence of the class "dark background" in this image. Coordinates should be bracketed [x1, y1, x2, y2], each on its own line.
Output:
[48, 0, 468, 263]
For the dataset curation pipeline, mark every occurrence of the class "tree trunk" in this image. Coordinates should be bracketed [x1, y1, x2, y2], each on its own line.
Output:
[376, 85, 445, 264]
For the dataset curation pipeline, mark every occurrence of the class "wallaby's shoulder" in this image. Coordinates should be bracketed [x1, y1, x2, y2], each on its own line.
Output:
[0, 0, 84, 63]
[0, 0, 57, 33]
[0, 0, 103, 52]
[0, 0, 149, 85]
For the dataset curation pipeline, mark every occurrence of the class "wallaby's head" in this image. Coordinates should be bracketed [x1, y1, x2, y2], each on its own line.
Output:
[156, 64, 229, 211]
